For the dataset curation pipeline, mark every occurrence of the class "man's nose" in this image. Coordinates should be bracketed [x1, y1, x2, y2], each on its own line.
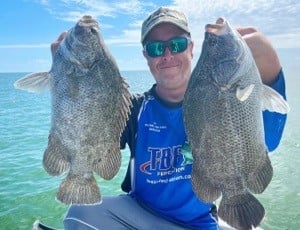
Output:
[162, 46, 173, 58]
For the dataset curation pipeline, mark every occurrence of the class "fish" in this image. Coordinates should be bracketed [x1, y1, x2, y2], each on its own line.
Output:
[183, 18, 289, 229]
[14, 15, 132, 205]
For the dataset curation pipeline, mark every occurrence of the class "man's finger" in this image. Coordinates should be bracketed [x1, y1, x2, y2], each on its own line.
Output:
[51, 31, 67, 56]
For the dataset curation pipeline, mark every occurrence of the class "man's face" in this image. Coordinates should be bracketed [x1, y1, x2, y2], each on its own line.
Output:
[143, 23, 194, 93]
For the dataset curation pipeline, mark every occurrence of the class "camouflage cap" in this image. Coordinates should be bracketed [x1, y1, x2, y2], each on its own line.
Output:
[141, 7, 190, 44]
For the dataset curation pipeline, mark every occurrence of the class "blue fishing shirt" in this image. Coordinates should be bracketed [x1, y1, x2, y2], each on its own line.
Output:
[120, 69, 287, 229]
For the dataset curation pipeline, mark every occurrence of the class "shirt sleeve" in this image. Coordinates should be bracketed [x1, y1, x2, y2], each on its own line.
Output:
[263, 69, 288, 152]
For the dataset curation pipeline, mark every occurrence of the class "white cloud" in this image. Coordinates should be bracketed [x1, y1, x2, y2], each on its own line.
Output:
[106, 29, 141, 46]
[33, 0, 300, 50]
[270, 31, 300, 49]
[42, 0, 154, 22]
[171, 0, 300, 50]
[114, 0, 146, 15]
[43, 0, 116, 22]
[34, 0, 153, 48]
[0, 44, 49, 49]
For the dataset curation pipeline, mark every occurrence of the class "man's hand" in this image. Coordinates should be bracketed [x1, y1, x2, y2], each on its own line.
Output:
[51, 32, 67, 58]
[237, 27, 281, 85]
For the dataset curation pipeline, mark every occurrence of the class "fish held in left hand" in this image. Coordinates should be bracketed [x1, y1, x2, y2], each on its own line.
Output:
[14, 15, 132, 204]
[183, 18, 289, 229]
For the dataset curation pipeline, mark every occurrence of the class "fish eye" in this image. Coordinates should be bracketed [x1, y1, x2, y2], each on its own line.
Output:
[90, 27, 98, 35]
[209, 36, 217, 46]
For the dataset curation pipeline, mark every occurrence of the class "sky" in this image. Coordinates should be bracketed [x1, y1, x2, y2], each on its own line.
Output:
[0, 0, 300, 73]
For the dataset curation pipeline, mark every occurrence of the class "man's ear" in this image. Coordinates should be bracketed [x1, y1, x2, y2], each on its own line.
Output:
[189, 40, 194, 59]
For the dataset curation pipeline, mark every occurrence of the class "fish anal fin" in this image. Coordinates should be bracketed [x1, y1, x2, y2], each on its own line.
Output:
[262, 84, 290, 114]
[56, 173, 101, 204]
[191, 166, 221, 203]
[218, 192, 265, 230]
[14, 72, 51, 93]
[43, 133, 70, 176]
[93, 144, 121, 180]
[236, 84, 255, 102]
[247, 152, 273, 194]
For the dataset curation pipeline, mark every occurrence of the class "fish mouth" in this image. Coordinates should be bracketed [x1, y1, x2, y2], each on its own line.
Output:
[205, 17, 229, 35]
[76, 15, 100, 34]
[60, 15, 101, 68]
[204, 17, 247, 86]
[71, 15, 100, 46]
[78, 15, 98, 26]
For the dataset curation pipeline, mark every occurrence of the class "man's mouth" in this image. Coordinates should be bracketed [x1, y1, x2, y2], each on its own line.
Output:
[159, 63, 179, 69]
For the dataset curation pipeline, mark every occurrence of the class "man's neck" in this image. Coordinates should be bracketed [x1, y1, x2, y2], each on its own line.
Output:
[155, 84, 187, 103]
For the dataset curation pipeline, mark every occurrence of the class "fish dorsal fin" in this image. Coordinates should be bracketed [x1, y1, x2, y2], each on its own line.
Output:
[236, 84, 255, 102]
[262, 84, 290, 114]
[13, 72, 51, 93]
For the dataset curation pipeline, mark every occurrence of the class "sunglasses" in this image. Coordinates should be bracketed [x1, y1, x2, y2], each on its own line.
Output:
[144, 36, 191, 58]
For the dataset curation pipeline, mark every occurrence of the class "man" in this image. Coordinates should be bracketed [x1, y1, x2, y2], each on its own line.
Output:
[52, 7, 287, 230]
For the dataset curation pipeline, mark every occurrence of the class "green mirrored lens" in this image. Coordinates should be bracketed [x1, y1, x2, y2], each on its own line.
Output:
[145, 37, 189, 58]
[170, 37, 187, 54]
[146, 42, 164, 57]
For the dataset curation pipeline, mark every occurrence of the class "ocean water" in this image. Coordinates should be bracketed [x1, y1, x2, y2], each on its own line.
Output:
[0, 67, 299, 229]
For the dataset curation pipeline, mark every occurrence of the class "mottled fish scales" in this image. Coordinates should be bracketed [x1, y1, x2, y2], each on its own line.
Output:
[14, 15, 132, 205]
[183, 18, 289, 229]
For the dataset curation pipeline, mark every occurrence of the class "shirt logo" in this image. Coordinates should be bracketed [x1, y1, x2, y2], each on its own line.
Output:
[144, 122, 167, 133]
[139, 145, 192, 176]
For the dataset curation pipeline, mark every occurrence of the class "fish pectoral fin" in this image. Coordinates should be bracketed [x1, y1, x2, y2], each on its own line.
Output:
[43, 133, 70, 176]
[13, 72, 51, 93]
[236, 84, 255, 102]
[262, 84, 290, 114]
[93, 145, 121, 180]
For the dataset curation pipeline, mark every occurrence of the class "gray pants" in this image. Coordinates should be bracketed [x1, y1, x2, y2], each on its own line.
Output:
[64, 195, 196, 230]
[63, 195, 236, 230]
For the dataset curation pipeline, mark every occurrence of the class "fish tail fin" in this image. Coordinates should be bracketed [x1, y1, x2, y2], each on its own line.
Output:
[247, 151, 273, 193]
[43, 133, 70, 176]
[56, 173, 101, 205]
[13, 72, 51, 93]
[93, 144, 121, 180]
[218, 192, 265, 230]
[191, 168, 221, 202]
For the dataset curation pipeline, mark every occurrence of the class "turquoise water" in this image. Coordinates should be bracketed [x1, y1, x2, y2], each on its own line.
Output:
[0, 67, 299, 229]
